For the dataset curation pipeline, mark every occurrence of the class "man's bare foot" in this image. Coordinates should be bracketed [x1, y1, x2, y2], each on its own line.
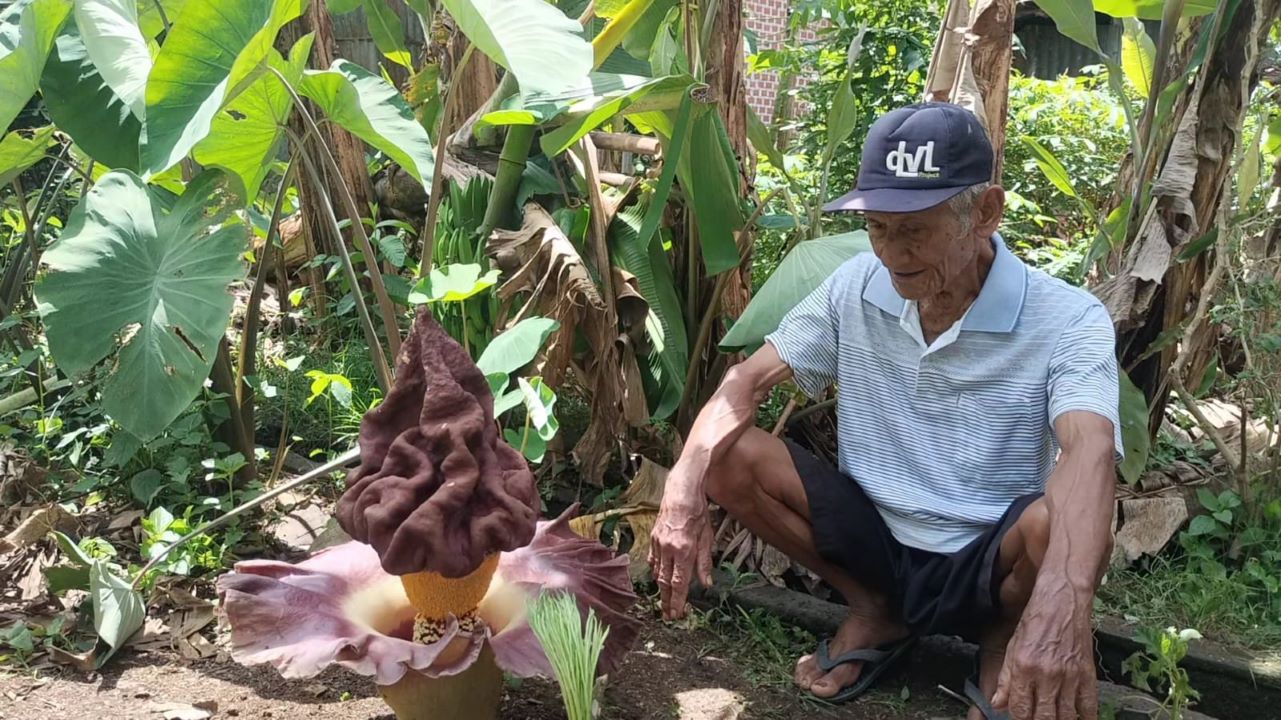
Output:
[793, 610, 909, 699]
[965, 649, 1004, 720]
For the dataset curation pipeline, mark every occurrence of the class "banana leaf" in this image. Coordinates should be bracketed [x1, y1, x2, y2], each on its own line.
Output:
[609, 198, 687, 419]
[719, 231, 871, 352]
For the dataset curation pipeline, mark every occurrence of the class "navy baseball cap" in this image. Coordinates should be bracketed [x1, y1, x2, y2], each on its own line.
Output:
[823, 102, 994, 213]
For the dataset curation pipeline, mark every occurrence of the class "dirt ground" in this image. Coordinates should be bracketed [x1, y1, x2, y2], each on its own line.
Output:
[0, 614, 965, 720]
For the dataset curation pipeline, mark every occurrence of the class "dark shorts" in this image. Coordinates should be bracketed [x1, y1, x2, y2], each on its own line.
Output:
[786, 439, 1042, 640]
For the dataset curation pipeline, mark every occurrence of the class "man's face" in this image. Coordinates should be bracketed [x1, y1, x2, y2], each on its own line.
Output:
[864, 204, 979, 301]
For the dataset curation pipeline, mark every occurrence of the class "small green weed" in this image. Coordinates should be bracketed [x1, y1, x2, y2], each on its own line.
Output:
[1122, 626, 1202, 719]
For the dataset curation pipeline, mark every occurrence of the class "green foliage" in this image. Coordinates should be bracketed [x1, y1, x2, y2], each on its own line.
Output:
[1122, 626, 1202, 718]
[74, 0, 151, 118]
[439, 0, 593, 97]
[476, 317, 559, 377]
[141, 506, 229, 577]
[409, 263, 500, 303]
[0, 0, 73, 132]
[363, 0, 412, 69]
[1033, 0, 1101, 53]
[1117, 370, 1151, 485]
[141, 0, 302, 174]
[721, 231, 871, 351]
[0, 125, 55, 187]
[1001, 73, 1130, 280]
[528, 591, 609, 720]
[299, 59, 437, 190]
[39, 20, 142, 170]
[36, 169, 248, 440]
[193, 35, 312, 201]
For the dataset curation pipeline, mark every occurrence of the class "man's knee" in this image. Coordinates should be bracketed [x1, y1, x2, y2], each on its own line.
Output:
[1018, 499, 1051, 565]
[704, 430, 770, 507]
[996, 500, 1051, 613]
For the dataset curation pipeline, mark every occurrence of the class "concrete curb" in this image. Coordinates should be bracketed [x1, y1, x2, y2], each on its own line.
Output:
[691, 572, 1274, 719]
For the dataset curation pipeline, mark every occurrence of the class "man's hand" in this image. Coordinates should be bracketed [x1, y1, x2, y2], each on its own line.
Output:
[648, 476, 714, 620]
[992, 578, 1098, 720]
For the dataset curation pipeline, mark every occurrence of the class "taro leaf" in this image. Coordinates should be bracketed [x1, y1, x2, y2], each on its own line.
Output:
[1033, 0, 1101, 54]
[407, 263, 499, 303]
[89, 559, 145, 665]
[476, 317, 559, 377]
[1093, 0, 1214, 20]
[0, 126, 55, 188]
[44, 564, 90, 594]
[39, 22, 141, 170]
[74, 0, 151, 118]
[300, 59, 435, 190]
[1120, 17, 1155, 97]
[518, 376, 559, 441]
[193, 34, 313, 201]
[327, 0, 364, 13]
[136, 0, 185, 38]
[129, 468, 165, 506]
[538, 73, 692, 156]
[494, 387, 524, 417]
[720, 231, 871, 351]
[440, 0, 592, 97]
[0, 0, 73, 132]
[1117, 369, 1150, 485]
[53, 530, 93, 567]
[364, 0, 412, 69]
[36, 169, 247, 440]
[505, 426, 547, 463]
[678, 106, 745, 276]
[141, 0, 302, 175]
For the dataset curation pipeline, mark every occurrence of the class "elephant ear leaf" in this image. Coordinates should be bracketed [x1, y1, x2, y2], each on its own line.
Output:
[36, 169, 247, 440]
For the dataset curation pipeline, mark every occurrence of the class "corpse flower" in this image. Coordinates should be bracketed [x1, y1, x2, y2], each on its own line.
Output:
[217, 311, 638, 718]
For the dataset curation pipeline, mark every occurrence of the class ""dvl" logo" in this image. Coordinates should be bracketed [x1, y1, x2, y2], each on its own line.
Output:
[885, 141, 942, 178]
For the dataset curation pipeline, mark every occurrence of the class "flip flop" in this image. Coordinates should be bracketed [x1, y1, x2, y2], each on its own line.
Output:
[963, 673, 1011, 720]
[810, 635, 917, 703]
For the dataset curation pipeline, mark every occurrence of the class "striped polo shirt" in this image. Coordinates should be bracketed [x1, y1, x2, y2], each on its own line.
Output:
[765, 234, 1124, 553]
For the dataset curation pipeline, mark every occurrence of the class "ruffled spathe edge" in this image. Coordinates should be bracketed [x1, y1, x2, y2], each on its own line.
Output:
[215, 508, 638, 686]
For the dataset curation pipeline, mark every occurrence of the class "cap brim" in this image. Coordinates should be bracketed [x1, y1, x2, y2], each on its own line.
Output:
[822, 185, 970, 214]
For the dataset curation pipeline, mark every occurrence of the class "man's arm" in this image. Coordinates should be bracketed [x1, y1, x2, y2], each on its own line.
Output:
[994, 410, 1116, 720]
[649, 343, 793, 619]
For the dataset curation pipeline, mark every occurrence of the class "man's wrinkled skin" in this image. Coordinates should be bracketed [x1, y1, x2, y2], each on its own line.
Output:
[649, 186, 1116, 720]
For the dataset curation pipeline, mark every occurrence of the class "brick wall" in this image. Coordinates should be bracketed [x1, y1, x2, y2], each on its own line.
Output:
[743, 0, 816, 124]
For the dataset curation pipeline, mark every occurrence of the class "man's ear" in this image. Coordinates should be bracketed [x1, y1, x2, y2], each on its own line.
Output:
[973, 185, 1005, 237]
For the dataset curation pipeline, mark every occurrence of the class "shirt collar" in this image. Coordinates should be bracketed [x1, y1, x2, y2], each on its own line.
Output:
[861, 232, 1028, 334]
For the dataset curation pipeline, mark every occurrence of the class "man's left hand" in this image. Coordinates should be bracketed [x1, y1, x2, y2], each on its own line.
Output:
[991, 578, 1098, 720]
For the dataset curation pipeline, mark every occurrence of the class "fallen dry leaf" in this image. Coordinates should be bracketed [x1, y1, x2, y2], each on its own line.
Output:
[150, 700, 217, 720]
[107, 509, 144, 531]
[0, 504, 74, 554]
[47, 645, 96, 673]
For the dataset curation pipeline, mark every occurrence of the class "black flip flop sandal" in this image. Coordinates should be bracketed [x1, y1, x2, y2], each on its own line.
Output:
[811, 635, 917, 703]
[962, 673, 1011, 720]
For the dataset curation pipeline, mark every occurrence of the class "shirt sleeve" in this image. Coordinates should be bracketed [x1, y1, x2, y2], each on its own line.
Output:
[1047, 301, 1125, 459]
[764, 272, 841, 398]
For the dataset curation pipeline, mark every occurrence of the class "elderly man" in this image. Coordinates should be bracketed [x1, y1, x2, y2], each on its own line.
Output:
[649, 103, 1122, 720]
